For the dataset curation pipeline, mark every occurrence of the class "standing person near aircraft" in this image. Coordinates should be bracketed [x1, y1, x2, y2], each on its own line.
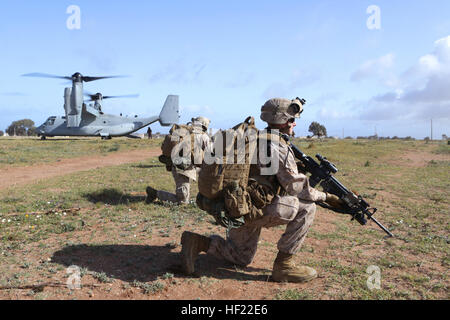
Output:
[146, 116, 212, 205]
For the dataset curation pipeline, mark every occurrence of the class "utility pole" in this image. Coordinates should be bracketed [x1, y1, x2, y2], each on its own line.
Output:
[431, 119, 433, 141]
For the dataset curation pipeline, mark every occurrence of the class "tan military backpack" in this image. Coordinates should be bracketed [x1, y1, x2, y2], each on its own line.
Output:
[160, 123, 195, 170]
[196, 117, 279, 229]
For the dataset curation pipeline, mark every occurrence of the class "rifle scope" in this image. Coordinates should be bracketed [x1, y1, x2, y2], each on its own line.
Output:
[316, 154, 338, 174]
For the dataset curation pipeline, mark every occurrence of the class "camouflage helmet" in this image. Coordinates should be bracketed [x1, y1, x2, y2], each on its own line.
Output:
[260, 97, 305, 125]
[191, 116, 210, 131]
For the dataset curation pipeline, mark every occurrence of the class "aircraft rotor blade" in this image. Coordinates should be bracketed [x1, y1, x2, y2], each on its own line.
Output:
[85, 93, 139, 102]
[22, 73, 71, 80]
[82, 75, 127, 82]
[83, 91, 95, 97]
[102, 94, 139, 99]
[23, 73, 128, 83]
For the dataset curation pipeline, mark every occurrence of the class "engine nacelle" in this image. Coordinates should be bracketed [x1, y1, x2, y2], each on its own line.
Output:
[64, 82, 83, 127]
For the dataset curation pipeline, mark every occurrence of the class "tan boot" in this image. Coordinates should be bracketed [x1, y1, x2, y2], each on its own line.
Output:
[272, 251, 317, 283]
[180, 231, 211, 275]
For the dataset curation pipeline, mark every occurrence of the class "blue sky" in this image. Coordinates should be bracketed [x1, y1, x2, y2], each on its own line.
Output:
[1, 0, 449, 138]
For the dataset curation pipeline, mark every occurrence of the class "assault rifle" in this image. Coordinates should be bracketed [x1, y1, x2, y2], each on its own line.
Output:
[289, 141, 394, 237]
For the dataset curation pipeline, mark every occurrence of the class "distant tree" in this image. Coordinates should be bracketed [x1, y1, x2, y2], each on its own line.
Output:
[27, 126, 38, 136]
[321, 125, 327, 137]
[0, 130, 4, 136]
[6, 119, 36, 136]
[308, 121, 327, 138]
[308, 122, 320, 137]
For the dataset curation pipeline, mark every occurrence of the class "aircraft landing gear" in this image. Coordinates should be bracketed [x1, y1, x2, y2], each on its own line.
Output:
[40, 136, 46, 140]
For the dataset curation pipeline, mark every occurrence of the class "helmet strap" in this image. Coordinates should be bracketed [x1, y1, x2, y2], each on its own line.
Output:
[269, 122, 289, 130]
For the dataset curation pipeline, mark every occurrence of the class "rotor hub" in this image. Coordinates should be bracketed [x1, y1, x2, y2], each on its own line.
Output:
[72, 72, 83, 82]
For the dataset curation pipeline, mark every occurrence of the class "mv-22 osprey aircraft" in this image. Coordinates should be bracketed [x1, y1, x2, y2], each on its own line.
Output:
[22, 72, 180, 139]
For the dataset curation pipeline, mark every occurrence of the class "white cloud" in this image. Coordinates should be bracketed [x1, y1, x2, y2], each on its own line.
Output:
[418, 54, 440, 72]
[359, 36, 450, 121]
[351, 53, 398, 87]
[318, 107, 355, 120]
[434, 36, 450, 62]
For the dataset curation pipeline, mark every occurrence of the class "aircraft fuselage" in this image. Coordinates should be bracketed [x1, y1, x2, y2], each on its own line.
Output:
[37, 111, 158, 138]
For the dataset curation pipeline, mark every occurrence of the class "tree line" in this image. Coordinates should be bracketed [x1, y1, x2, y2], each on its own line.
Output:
[4, 119, 442, 140]
[1, 119, 329, 138]
[1, 119, 37, 137]
[0, 120, 332, 138]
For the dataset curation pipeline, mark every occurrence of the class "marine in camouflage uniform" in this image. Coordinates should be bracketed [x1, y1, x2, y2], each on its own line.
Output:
[146, 116, 212, 204]
[180, 98, 343, 282]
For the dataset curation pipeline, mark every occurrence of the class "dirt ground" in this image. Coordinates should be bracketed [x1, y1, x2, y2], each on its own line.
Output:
[0, 148, 161, 190]
[0, 145, 448, 300]
[2, 147, 447, 191]
[388, 149, 450, 167]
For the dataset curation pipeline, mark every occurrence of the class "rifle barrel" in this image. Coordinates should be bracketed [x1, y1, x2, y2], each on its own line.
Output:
[369, 215, 394, 237]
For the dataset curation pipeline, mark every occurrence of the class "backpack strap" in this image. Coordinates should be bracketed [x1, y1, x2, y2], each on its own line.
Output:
[244, 116, 255, 126]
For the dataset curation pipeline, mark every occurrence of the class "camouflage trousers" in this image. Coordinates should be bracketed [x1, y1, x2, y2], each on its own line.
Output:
[207, 195, 316, 266]
[157, 169, 192, 204]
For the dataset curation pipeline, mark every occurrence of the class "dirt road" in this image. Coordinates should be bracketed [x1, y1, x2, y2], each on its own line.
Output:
[0, 148, 161, 190]
[2, 145, 448, 191]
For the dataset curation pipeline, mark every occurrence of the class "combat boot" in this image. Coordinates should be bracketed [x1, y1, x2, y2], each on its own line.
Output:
[272, 251, 317, 283]
[145, 186, 158, 204]
[180, 231, 211, 275]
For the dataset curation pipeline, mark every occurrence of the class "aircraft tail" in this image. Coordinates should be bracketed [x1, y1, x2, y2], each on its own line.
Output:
[159, 95, 180, 126]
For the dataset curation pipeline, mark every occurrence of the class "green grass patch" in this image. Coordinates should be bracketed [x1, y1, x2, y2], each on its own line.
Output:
[0, 139, 448, 300]
[0, 137, 162, 168]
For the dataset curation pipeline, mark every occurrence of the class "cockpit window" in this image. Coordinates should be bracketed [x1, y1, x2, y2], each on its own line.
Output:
[45, 117, 56, 126]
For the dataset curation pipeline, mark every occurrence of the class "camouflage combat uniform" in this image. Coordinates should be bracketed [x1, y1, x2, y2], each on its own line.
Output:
[206, 135, 326, 266]
[180, 98, 333, 281]
[157, 125, 211, 204]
